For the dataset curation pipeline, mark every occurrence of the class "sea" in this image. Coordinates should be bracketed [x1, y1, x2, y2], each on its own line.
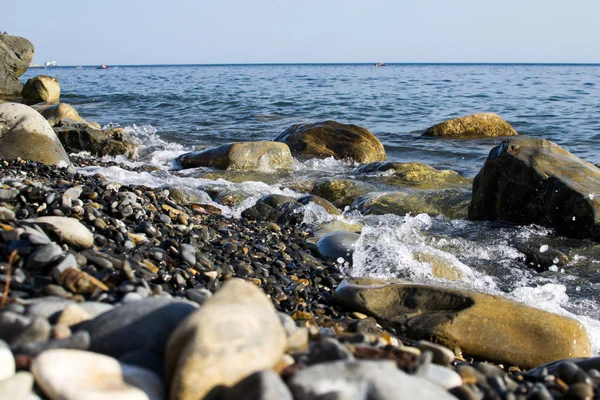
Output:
[21, 64, 600, 351]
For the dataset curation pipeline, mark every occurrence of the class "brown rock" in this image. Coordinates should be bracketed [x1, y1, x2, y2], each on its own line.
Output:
[22, 75, 60, 105]
[422, 113, 518, 138]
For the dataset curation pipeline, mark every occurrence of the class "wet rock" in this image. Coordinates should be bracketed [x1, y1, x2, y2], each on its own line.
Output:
[35, 216, 93, 248]
[54, 125, 138, 159]
[241, 201, 282, 222]
[354, 161, 471, 189]
[31, 349, 164, 400]
[0, 33, 34, 100]
[470, 137, 600, 241]
[288, 360, 456, 400]
[222, 370, 293, 400]
[297, 194, 340, 215]
[422, 112, 518, 138]
[0, 102, 70, 165]
[311, 177, 376, 208]
[74, 298, 196, 358]
[166, 279, 286, 400]
[22, 75, 60, 105]
[316, 231, 360, 261]
[0, 339, 15, 381]
[176, 141, 293, 171]
[275, 120, 387, 163]
[351, 191, 441, 217]
[334, 277, 591, 369]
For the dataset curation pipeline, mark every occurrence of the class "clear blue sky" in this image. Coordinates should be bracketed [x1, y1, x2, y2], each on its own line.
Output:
[3, 0, 600, 65]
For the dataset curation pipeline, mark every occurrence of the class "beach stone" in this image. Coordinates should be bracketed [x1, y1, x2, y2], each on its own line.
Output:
[354, 161, 471, 189]
[221, 370, 293, 400]
[31, 349, 164, 400]
[56, 304, 92, 326]
[350, 191, 441, 216]
[0, 33, 34, 100]
[259, 194, 297, 209]
[0, 205, 15, 221]
[32, 103, 88, 127]
[0, 188, 19, 201]
[0, 102, 70, 165]
[9, 318, 51, 348]
[0, 312, 32, 343]
[12, 330, 90, 357]
[0, 371, 33, 400]
[316, 231, 360, 261]
[469, 137, 600, 241]
[74, 298, 196, 359]
[22, 75, 60, 105]
[0, 339, 15, 381]
[35, 216, 93, 248]
[416, 354, 463, 389]
[422, 112, 518, 138]
[54, 125, 138, 159]
[166, 279, 286, 400]
[176, 141, 293, 171]
[26, 298, 75, 320]
[417, 340, 455, 366]
[275, 120, 387, 163]
[308, 337, 355, 364]
[311, 177, 376, 208]
[334, 277, 591, 369]
[297, 194, 340, 215]
[288, 359, 456, 400]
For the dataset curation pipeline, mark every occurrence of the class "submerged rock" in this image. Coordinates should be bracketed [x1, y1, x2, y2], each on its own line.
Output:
[0, 102, 70, 165]
[469, 137, 600, 241]
[176, 141, 293, 171]
[275, 120, 387, 163]
[165, 279, 286, 400]
[350, 191, 441, 217]
[354, 162, 471, 189]
[311, 177, 376, 208]
[422, 112, 518, 138]
[334, 277, 591, 369]
[22, 75, 60, 105]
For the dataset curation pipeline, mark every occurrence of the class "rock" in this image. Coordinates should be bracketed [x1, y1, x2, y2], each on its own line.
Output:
[0, 33, 34, 100]
[0, 312, 32, 343]
[422, 112, 518, 138]
[308, 337, 355, 364]
[0, 102, 70, 165]
[166, 279, 286, 400]
[12, 330, 90, 357]
[53, 125, 138, 159]
[0, 371, 34, 400]
[334, 278, 591, 369]
[416, 352, 462, 389]
[275, 120, 387, 163]
[469, 137, 600, 241]
[74, 298, 196, 359]
[32, 103, 89, 127]
[416, 340, 455, 367]
[0, 205, 15, 221]
[354, 162, 471, 189]
[56, 304, 92, 326]
[311, 178, 376, 208]
[0, 339, 15, 381]
[221, 370, 293, 400]
[22, 76, 60, 105]
[176, 141, 293, 171]
[9, 318, 52, 348]
[316, 231, 360, 261]
[35, 216, 93, 248]
[31, 349, 164, 400]
[297, 194, 340, 215]
[288, 360, 456, 400]
[350, 191, 441, 217]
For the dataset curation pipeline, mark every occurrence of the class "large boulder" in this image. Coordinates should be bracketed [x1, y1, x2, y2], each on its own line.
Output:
[469, 137, 600, 241]
[274, 120, 387, 163]
[334, 278, 591, 369]
[176, 141, 293, 171]
[166, 279, 286, 400]
[22, 75, 60, 105]
[0, 102, 70, 165]
[0, 34, 34, 100]
[422, 113, 518, 138]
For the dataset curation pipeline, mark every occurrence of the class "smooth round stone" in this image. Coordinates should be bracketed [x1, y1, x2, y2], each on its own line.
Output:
[417, 340, 455, 366]
[28, 243, 63, 268]
[0, 339, 16, 381]
[26, 298, 74, 320]
[12, 331, 90, 357]
[0, 206, 16, 221]
[10, 318, 51, 348]
[184, 289, 212, 306]
[122, 292, 144, 303]
[57, 304, 92, 326]
[179, 243, 196, 266]
[31, 349, 164, 400]
[35, 216, 94, 249]
[63, 187, 82, 199]
[316, 231, 360, 261]
[0, 312, 32, 343]
[0, 371, 34, 400]
[419, 363, 463, 389]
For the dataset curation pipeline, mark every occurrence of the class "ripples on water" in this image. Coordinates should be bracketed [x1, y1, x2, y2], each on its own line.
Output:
[22, 64, 600, 351]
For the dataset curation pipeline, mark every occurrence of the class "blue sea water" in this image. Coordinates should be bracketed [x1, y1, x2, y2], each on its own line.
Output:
[20, 64, 600, 350]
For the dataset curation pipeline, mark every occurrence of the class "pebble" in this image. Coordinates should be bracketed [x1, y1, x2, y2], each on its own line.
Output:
[9, 318, 51, 348]
[35, 216, 94, 248]
[0, 339, 16, 381]
[417, 340, 455, 367]
[0, 206, 16, 221]
[0, 371, 34, 400]
[222, 370, 293, 400]
[31, 349, 164, 400]
[56, 304, 92, 326]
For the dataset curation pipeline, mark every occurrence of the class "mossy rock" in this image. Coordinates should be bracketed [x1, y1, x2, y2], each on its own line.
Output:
[354, 162, 471, 189]
[297, 194, 340, 215]
[422, 113, 518, 138]
[311, 178, 377, 208]
[350, 191, 441, 217]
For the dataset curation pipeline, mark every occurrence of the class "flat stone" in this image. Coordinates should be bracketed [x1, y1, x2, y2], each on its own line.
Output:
[0, 371, 34, 400]
[222, 370, 293, 400]
[334, 278, 591, 369]
[166, 279, 286, 400]
[288, 360, 456, 400]
[35, 216, 93, 248]
[417, 340, 455, 366]
[74, 298, 196, 358]
[27, 243, 63, 269]
[0, 339, 15, 381]
[31, 349, 164, 400]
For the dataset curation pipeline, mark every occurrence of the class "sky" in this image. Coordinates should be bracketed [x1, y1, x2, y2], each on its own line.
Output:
[3, 0, 600, 65]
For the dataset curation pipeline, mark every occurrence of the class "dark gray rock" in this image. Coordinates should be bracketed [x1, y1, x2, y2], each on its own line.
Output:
[308, 337, 354, 364]
[316, 231, 360, 261]
[0, 311, 32, 343]
[73, 298, 196, 358]
[9, 317, 51, 348]
[11, 330, 90, 356]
